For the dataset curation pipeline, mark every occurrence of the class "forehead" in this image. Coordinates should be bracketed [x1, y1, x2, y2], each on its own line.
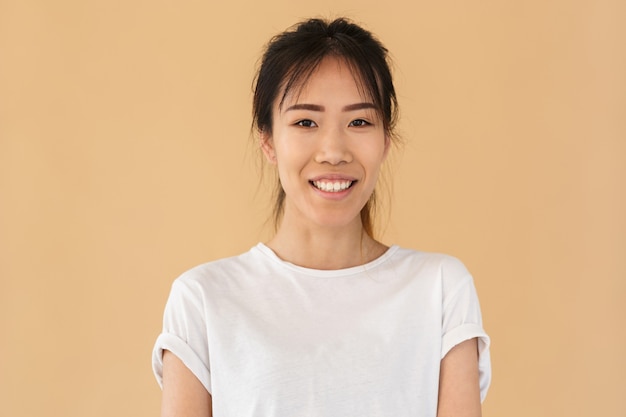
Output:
[277, 56, 372, 109]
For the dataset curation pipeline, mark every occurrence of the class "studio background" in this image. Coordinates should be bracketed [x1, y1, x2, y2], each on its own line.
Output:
[1, 1, 624, 416]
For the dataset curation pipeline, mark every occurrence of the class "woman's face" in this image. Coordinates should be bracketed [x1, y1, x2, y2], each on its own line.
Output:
[262, 56, 390, 231]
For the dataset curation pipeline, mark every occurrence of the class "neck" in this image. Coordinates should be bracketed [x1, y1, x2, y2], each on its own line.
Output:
[265, 214, 388, 270]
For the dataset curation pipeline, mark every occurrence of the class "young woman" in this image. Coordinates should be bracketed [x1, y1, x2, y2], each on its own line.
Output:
[153, 17, 491, 417]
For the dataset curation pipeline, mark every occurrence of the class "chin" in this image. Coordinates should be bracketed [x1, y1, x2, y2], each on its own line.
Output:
[310, 212, 363, 230]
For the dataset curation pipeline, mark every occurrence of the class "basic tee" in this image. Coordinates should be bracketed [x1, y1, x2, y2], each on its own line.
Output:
[152, 243, 491, 416]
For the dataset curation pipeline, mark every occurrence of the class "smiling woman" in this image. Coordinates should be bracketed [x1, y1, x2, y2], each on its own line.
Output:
[260, 56, 390, 254]
[252, 18, 398, 238]
[152, 17, 490, 417]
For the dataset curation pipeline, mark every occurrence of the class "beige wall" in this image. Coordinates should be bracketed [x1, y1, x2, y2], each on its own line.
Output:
[1, 1, 624, 416]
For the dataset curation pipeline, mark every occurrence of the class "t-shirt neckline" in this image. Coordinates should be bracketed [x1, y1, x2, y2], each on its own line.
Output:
[253, 242, 399, 277]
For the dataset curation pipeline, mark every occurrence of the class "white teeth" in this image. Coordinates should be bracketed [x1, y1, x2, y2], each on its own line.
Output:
[313, 180, 353, 192]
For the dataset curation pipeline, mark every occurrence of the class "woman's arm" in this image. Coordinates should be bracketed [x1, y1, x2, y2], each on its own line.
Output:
[161, 350, 212, 417]
[437, 338, 482, 417]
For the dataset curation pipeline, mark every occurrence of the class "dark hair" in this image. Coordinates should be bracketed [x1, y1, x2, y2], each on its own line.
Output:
[252, 17, 398, 237]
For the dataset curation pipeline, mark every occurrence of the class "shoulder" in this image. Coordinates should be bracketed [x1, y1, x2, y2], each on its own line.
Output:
[390, 246, 469, 275]
[171, 244, 270, 291]
[390, 246, 473, 290]
[162, 247, 265, 314]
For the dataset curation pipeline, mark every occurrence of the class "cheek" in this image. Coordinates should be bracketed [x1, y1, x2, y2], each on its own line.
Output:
[274, 149, 303, 186]
[274, 139, 311, 171]
[362, 146, 387, 172]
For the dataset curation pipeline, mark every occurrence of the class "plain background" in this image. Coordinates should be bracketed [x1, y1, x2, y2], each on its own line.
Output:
[1, 0, 624, 416]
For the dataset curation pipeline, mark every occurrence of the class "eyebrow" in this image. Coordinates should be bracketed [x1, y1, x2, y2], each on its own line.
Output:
[284, 102, 376, 112]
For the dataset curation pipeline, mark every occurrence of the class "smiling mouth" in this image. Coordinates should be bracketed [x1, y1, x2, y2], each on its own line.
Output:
[310, 180, 355, 192]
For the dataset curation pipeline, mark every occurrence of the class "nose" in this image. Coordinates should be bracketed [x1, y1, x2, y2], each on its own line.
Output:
[314, 126, 353, 165]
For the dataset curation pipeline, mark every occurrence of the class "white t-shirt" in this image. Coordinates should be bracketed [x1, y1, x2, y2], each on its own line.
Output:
[152, 243, 491, 416]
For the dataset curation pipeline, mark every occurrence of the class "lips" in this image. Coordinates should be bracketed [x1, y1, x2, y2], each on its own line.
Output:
[311, 180, 354, 192]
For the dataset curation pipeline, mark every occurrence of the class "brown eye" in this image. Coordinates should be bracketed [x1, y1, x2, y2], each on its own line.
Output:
[296, 119, 317, 128]
[349, 119, 370, 127]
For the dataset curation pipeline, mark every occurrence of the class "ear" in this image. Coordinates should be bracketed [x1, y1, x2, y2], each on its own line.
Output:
[260, 130, 277, 164]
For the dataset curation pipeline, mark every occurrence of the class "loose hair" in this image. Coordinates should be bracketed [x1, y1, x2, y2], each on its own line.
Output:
[252, 17, 399, 237]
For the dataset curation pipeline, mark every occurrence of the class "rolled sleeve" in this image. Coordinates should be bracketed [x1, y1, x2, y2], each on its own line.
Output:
[152, 277, 212, 393]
